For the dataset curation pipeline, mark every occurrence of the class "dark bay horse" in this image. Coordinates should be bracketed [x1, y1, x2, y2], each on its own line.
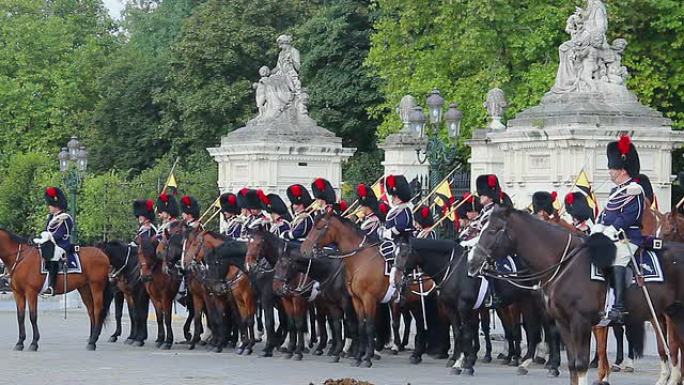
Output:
[0, 228, 113, 351]
[468, 206, 684, 385]
[301, 212, 392, 368]
[137, 234, 180, 349]
[98, 241, 149, 346]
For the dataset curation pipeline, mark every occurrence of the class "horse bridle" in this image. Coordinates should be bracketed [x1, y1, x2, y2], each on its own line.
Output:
[110, 245, 133, 279]
[311, 217, 378, 259]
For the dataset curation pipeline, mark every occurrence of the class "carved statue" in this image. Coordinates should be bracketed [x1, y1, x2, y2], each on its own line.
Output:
[550, 0, 628, 95]
[397, 95, 418, 132]
[484, 88, 507, 130]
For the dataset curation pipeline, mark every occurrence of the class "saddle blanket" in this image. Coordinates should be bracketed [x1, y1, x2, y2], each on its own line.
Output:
[40, 252, 82, 274]
[590, 250, 663, 284]
[495, 255, 518, 276]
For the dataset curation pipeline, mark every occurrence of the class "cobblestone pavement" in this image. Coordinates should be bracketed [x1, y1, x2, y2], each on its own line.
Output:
[0, 308, 663, 385]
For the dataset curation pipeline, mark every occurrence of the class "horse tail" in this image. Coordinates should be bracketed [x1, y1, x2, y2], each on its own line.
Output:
[100, 280, 115, 327]
[586, 233, 616, 270]
[625, 320, 645, 359]
[375, 303, 391, 349]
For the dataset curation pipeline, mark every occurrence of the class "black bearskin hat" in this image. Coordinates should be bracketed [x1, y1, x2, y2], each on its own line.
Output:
[286, 184, 313, 207]
[500, 192, 514, 208]
[356, 183, 378, 211]
[219, 193, 240, 215]
[311, 178, 336, 204]
[265, 193, 292, 221]
[564, 192, 594, 222]
[532, 191, 557, 215]
[456, 193, 483, 218]
[237, 188, 250, 210]
[476, 175, 502, 203]
[45, 186, 68, 210]
[156, 192, 179, 218]
[607, 135, 640, 178]
[244, 189, 267, 210]
[634, 174, 654, 204]
[180, 195, 200, 219]
[414, 205, 435, 228]
[385, 175, 412, 203]
[133, 199, 155, 221]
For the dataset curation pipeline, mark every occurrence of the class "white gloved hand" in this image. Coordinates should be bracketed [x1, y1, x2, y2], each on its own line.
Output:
[33, 231, 51, 245]
[590, 223, 605, 235]
[381, 227, 394, 240]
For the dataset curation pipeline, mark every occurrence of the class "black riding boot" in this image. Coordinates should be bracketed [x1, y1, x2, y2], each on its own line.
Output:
[44, 261, 59, 296]
[607, 266, 627, 325]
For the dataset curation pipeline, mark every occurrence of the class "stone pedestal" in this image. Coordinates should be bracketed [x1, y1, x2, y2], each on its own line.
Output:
[208, 115, 354, 197]
[380, 128, 430, 184]
[468, 90, 684, 211]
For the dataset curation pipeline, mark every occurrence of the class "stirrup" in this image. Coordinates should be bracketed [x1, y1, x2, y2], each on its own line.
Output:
[41, 287, 55, 297]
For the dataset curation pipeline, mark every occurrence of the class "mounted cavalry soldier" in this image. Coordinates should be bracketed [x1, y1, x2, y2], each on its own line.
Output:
[457, 193, 482, 239]
[592, 135, 645, 325]
[240, 189, 269, 237]
[460, 174, 505, 245]
[377, 175, 413, 260]
[355, 183, 382, 239]
[564, 192, 596, 234]
[532, 191, 558, 220]
[220, 192, 243, 239]
[34, 187, 73, 296]
[282, 184, 314, 242]
[180, 195, 201, 229]
[263, 193, 292, 238]
[311, 178, 336, 215]
[156, 192, 180, 238]
[133, 199, 157, 242]
[414, 205, 436, 239]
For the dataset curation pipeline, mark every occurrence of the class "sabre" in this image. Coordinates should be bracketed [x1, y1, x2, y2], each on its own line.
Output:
[630, 252, 670, 357]
[416, 269, 428, 328]
[63, 257, 67, 320]
[413, 168, 459, 213]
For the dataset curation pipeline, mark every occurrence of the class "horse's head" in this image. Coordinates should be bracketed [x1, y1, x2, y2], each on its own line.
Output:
[272, 250, 297, 296]
[467, 205, 516, 276]
[157, 221, 185, 262]
[301, 208, 337, 258]
[137, 235, 160, 282]
[245, 230, 265, 272]
[203, 248, 228, 294]
[183, 225, 207, 268]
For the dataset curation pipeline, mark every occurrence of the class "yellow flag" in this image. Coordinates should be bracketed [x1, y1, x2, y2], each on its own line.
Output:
[574, 169, 599, 217]
[165, 173, 178, 195]
[371, 179, 387, 202]
[213, 196, 221, 209]
[434, 179, 453, 204]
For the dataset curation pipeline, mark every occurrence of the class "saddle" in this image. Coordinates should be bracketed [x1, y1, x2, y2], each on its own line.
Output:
[590, 249, 663, 284]
[380, 241, 396, 276]
[39, 246, 82, 274]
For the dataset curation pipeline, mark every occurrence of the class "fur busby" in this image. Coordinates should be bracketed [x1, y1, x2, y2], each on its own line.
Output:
[377, 201, 390, 222]
[265, 194, 291, 220]
[564, 192, 594, 222]
[156, 192, 179, 218]
[500, 192, 514, 208]
[456, 192, 482, 218]
[219, 193, 240, 215]
[532, 191, 557, 215]
[476, 175, 502, 203]
[356, 183, 379, 211]
[311, 178, 336, 204]
[286, 184, 313, 207]
[335, 199, 349, 214]
[385, 175, 412, 203]
[237, 188, 251, 210]
[634, 174, 654, 203]
[44, 186, 68, 210]
[180, 195, 200, 219]
[607, 135, 640, 177]
[133, 199, 155, 221]
[246, 189, 268, 210]
[414, 205, 435, 228]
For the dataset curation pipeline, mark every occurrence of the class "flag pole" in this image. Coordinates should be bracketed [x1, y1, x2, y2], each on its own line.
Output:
[413, 168, 458, 213]
[198, 196, 221, 223]
[160, 157, 180, 194]
[341, 174, 385, 216]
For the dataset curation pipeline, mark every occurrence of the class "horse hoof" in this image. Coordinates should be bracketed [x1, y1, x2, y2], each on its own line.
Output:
[279, 346, 289, 353]
[134, 340, 144, 347]
[235, 347, 244, 355]
[623, 366, 634, 373]
[124, 338, 134, 345]
[390, 349, 398, 355]
[501, 358, 511, 365]
[517, 367, 528, 375]
[188, 343, 195, 350]
[329, 355, 341, 363]
[497, 353, 507, 360]
[547, 368, 560, 378]
[462, 368, 474, 376]
[482, 355, 492, 363]
[361, 360, 372, 368]
[243, 348, 252, 356]
[13, 343, 24, 351]
[314, 349, 323, 356]
[155, 341, 164, 348]
[611, 364, 621, 372]
[259, 350, 272, 358]
[446, 359, 456, 368]
[450, 367, 462, 375]
[294, 353, 303, 361]
[398, 346, 406, 352]
[351, 360, 361, 367]
[283, 352, 293, 359]
[197, 340, 207, 346]
[86, 343, 96, 351]
[162, 343, 172, 350]
[409, 356, 422, 365]
[108, 336, 118, 343]
[534, 357, 547, 365]
[509, 359, 520, 367]
[303, 347, 310, 354]
[28, 343, 38, 352]
[373, 353, 381, 360]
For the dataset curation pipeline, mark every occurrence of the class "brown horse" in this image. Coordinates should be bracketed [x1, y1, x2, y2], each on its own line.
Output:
[301, 211, 390, 367]
[137, 233, 180, 349]
[468, 206, 684, 385]
[0, 228, 113, 351]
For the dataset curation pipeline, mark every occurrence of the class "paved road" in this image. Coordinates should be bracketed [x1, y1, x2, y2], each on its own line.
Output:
[0, 307, 664, 385]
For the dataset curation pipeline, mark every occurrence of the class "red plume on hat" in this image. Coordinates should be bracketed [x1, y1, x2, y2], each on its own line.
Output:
[379, 202, 390, 215]
[228, 195, 237, 205]
[159, 192, 169, 203]
[314, 178, 326, 191]
[181, 195, 191, 206]
[421, 206, 430, 219]
[487, 175, 497, 188]
[46, 187, 57, 198]
[387, 175, 396, 189]
[339, 199, 348, 212]
[146, 199, 154, 211]
[257, 190, 270, 206]
[357, 183, 368, 198]
[551, 191, 558, 201]
[291, 184, 302, 197]
[617, 135, 631, 159]
[565, 192, 575, 205]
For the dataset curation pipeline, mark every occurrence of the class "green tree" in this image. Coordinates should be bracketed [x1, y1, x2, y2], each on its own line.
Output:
[295, 0, 384, 152]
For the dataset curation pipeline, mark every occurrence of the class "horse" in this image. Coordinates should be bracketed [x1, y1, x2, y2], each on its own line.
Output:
[301, 211, 397, 367]
[98, 241, 149, 346]
[185, 229, 255, 354]
[245, 229, 313, 361]
[137, 234, 181, 349]
[0, 228, 114, 351]
[468, 206, 684, 385]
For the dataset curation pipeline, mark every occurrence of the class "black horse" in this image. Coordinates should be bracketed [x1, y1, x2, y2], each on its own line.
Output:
[98, 241, 149, 346]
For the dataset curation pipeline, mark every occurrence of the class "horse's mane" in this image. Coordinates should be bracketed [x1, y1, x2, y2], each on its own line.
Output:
[211, 240, 247, 271]
[0, 227, 29, 244]
[139, 237, 158, 257]
[205, 230, 230, 242]
[310, 214, 368, 240]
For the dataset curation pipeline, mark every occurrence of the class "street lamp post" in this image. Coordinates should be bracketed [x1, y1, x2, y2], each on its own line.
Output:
[410, 89, 464, 190]
[58, 136, 88, 244]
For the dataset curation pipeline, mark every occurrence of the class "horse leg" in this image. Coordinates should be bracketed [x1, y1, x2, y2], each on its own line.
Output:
[109, 291, 123, 343]
[13, 290, 26, 351]
[134, 294, 149, 346]
[153, 300, 164, 348]
[26, 290, 40, 351]
[293, 303, 306, 361]
[612, 325, 624, 371]
[459, 309, 478, 376]
[124, 294, 137, 344]
[510, 306, 522, 367]
[189, 293, 204, 350]
[390, 303, 401, 354]
[654, 318, 672, 385]
[401, 308, 412, 350]
[256, 300, 264, 341]
[480, 308, 493, 363]
[313, 304, 327, 355]
[329, 308, 344, 362]
[667, 316, 682, 385]
[518, 304, 542, 375]
[88, 281, 108, 350]
[570, 320, 592, 385]
[360, 298, 377, 368]
[162, 298, 173, 349]
[544, 317, 562, 377]
[259, 295, 276, 357]
[77, 286, 95, 350]
[308, 303, 317, 349]
[557, 322, 578, 385]
[183, 291, 195, 342]
[410, 305, 426, 365]
[593, 326, 611, 385]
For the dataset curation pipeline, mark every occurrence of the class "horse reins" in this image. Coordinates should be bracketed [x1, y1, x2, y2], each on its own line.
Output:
[110, 245, 132, 279]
